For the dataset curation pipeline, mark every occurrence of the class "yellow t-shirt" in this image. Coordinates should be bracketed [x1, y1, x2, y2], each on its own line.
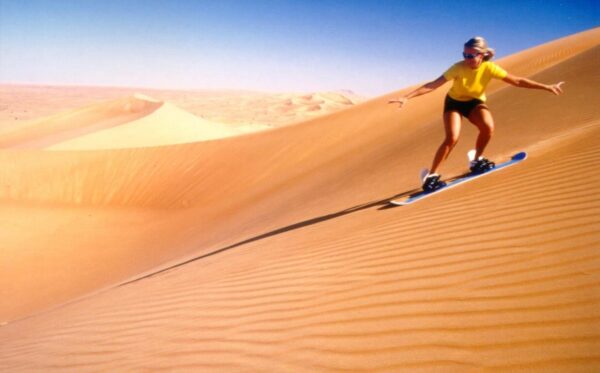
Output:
[443, 61, 508, 102]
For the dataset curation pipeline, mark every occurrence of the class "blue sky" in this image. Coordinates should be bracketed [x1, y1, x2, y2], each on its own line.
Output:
[0, 0, 598, 96]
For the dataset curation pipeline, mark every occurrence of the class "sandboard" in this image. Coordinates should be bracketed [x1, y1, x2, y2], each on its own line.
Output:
[390, 152, 527, 206]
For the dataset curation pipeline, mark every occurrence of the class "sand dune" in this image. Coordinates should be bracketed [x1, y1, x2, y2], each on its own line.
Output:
[0, 94, 162, 148]
[45, 97, 243, 150]
[0, 94, 248, 149]
[0, 85, 361, 130]
[1, 27, 599, 371]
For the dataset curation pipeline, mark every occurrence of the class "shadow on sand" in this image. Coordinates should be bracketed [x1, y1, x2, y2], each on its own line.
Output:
[119, 187, 424, 287]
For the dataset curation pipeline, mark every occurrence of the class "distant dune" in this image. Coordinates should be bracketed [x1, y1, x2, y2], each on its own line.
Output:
[0, 94, 244, 150]
[0, 85, 362, 130]
[0, 27, 599, 372]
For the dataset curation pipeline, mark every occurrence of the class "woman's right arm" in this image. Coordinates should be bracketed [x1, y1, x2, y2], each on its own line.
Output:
[388, 75, 448, 108]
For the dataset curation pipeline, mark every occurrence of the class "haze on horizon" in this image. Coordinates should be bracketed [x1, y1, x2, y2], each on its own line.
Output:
[0, 0, 598, 97]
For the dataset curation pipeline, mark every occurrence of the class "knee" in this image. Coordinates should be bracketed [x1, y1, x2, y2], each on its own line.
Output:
[482, 122, 494, 135]
[478, 113, 494, 135]
[444, 135, 459, 147]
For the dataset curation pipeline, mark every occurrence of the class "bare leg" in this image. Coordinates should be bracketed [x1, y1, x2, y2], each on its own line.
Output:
[430, 111, 461, 174]
[468, 106, 495, 160]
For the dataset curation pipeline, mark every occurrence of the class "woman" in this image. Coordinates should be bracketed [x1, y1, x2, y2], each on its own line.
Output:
[389, 36, 564, 192]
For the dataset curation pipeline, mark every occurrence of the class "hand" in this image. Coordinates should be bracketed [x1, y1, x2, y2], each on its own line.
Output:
[548, 81, 565, 95]
[388, 97, 408, 109]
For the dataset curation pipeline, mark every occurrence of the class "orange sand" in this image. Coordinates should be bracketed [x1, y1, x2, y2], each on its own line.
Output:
[0, 27, 599, 371]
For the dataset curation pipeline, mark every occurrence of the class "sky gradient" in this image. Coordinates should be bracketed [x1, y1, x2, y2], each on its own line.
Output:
[0, 0, 598, 96]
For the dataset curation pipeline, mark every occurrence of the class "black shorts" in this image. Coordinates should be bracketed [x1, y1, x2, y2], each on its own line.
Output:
[444, 95, 487, 118]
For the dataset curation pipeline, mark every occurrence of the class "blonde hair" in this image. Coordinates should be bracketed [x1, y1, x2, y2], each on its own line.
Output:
[465, 36, 495, 61]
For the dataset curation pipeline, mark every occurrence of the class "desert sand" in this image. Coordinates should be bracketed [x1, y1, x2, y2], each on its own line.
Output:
[0, 27, 599, 371]
[0, 85, 361, 131]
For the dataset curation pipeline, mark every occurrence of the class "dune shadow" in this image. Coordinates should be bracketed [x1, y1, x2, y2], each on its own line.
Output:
[119, 187, 421, 287]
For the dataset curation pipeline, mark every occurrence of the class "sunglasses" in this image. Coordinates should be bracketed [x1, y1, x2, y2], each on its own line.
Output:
[463, 52, 482, 59]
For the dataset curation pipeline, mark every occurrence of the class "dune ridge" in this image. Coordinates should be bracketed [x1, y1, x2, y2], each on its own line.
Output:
[0, 86, 361, 130]
[0, 94, 250, 150]
[0, 27, 599, 371]
[0, 95, 163, 149]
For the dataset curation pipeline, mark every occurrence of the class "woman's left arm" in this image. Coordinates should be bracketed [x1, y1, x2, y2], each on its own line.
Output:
[502, 74, 565, 95]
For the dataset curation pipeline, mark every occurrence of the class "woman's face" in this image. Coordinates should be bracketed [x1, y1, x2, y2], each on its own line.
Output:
[463, 47, 484, 69]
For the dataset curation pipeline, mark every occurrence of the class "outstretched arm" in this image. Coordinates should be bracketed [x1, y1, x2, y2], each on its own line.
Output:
[502, 74, 564, 95]
[388, 75, 448, 108]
